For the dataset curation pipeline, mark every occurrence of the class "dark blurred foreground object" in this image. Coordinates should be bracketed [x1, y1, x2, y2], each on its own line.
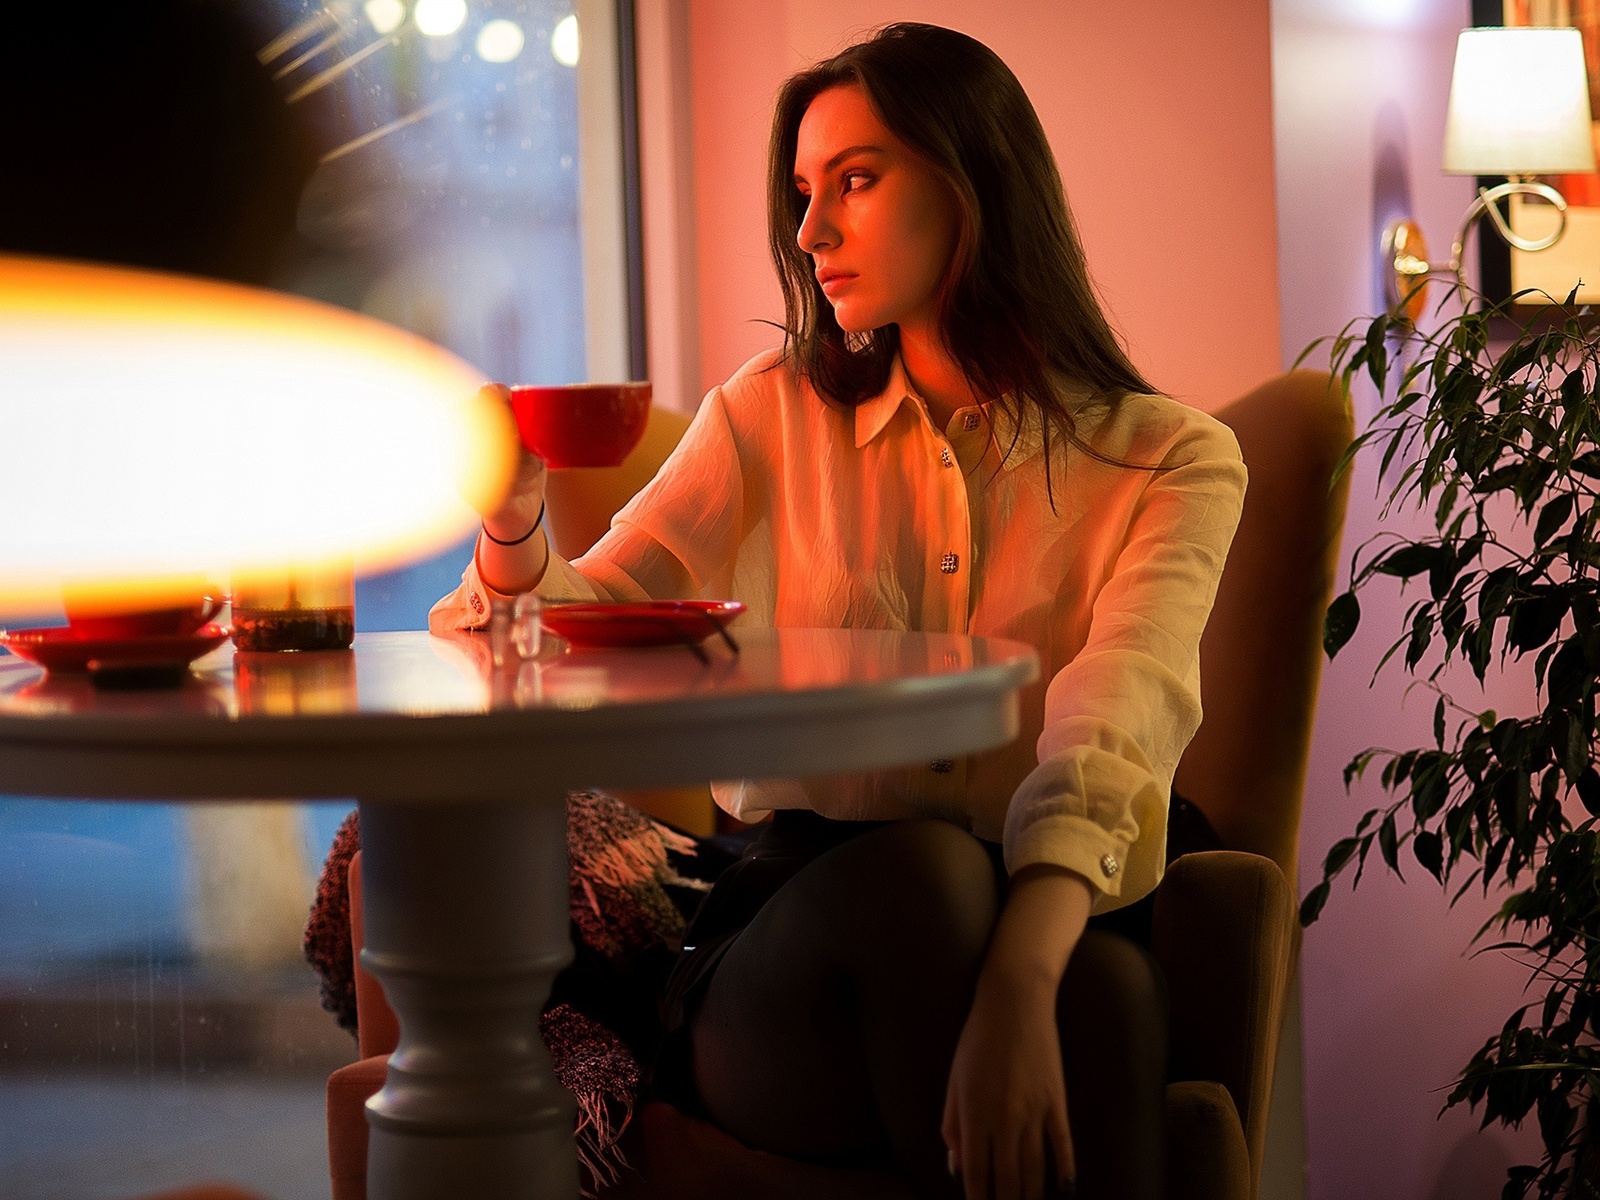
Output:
[0, 0, 318, 283]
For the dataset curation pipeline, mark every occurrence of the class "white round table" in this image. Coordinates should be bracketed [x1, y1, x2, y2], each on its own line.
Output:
[0, 627, 1038, 1199]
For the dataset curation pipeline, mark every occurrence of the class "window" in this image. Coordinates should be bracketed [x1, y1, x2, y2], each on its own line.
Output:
[0, 4, 639, 1195]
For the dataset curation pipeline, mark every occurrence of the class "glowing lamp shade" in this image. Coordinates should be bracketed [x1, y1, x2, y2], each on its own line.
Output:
[1443, 27, 1597, 176]
[0, 256, 516, 617]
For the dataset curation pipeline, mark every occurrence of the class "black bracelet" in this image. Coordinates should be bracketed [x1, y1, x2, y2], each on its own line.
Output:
[482, 500, 545, 547]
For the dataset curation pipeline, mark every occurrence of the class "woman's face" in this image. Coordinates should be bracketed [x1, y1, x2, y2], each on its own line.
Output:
[792, 84, 962, 337]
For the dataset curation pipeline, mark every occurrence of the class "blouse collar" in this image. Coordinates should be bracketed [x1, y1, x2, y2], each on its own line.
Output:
[853, 354, 1048, 469]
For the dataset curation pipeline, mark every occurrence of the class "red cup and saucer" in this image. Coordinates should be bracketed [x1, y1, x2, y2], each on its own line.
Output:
[1, 590, 229, 687]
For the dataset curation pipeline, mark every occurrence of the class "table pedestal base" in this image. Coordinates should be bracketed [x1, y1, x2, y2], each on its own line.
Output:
[359, 794, 578, 1200]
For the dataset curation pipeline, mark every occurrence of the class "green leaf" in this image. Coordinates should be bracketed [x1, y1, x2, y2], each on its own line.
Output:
[1534, 494, 1574, 548]
[1342, 750, 1378, 789]
[1468, 626, 1494, 681]
[1570, 449, 1600, 479]
[1324, 591, 1360, 660]
[1413, 829, 1444, 881]
[1363, 316, 1390, 393]
[1478, 568, 1518, 627]
[1379, 813, 1402, 876]
[1577, 768, 1600, 819]
[1497, 330, 1563, 381]
[1434, 696, 1447, 747]
[1406, 608, 1435, 670]
[1484, 833, 1510, 884]
[1323, 836, 1362, 876]
[1546, 638, 1587, 708]
[1473, 462, 1525, 494]
[1561, 711, 1588, 782]
[1559, 366, 1586, 414]
[1412, 759, 1450, 821]
[1508, 593, 1568, 654]
[1375, 544, 1440, 579]
[1428, 550, 1460, 602]
[1299, 881, 1331, 927]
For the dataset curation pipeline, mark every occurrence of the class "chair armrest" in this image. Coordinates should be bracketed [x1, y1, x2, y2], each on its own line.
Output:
[327, 1053, 388, 1200]
[1151, 850, 1294, 1194]
[1166, 1080, 1252, 1200]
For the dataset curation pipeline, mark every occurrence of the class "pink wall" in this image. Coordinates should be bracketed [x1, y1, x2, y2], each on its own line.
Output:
[1274, 1, 1545, 1197]
[683, 0, 1282, 414]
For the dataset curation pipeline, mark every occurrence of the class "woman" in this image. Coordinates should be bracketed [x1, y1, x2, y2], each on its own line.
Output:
[433, 23, 1246, 1200]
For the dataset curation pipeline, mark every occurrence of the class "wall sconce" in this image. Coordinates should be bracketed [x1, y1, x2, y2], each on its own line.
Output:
[1381, 26, 1596, 319]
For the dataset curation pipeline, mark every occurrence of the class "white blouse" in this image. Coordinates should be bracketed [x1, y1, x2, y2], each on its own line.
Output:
[431, 349, 1247, 913]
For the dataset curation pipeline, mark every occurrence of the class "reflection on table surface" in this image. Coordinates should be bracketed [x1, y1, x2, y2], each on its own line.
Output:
[0, 628, 1037, 722]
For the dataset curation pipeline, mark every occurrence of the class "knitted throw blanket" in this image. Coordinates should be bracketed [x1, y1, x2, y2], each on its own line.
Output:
[302, 792, 729, 1194]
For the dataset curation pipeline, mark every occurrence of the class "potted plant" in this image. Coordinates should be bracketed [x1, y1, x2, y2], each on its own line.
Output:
[1306, 286, 1600, 1199]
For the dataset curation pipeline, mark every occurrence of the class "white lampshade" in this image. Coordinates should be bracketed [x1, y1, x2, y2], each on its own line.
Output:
[1443, 26, 1597, 176]
[0, 256, 517, 617]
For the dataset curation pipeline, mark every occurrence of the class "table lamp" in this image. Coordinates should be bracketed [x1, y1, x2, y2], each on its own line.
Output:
[1381, 25, 1596, 318]
[0, 254, 516, 627]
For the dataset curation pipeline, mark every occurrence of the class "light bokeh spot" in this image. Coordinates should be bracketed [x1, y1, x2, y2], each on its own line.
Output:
[415, 0, 467, 38]
[363, 0, 407, 35]
[476, 18, 525, 63]
[551, 14, 579, 67]
[0, 256, 517, 616]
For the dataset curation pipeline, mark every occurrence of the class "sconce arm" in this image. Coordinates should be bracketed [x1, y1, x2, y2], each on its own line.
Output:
[1381, 180, 1573, 318]
[1447, 179, 1570, 280]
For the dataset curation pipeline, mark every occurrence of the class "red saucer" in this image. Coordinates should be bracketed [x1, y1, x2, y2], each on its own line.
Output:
[540, 601, 745, 650]
[0, 624, 232, 674]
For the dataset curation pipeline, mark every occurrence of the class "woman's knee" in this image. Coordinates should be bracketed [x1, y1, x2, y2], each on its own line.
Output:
[1062, 929, 1167, 1029]
[830, 819, 1000, 943]
[1059, 928, 1168, 1091]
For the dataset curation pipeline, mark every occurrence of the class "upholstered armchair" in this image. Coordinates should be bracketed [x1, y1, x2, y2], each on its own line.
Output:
[324, 371, 1353, 1199]
[1157, 369, 1353, 1199]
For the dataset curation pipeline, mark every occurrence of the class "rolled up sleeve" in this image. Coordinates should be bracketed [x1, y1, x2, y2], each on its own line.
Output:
[1003, 421, 1247, 910]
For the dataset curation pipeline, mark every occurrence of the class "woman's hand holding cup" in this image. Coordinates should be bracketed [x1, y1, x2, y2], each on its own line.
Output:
[475, 383, 550, 595]
[478, 383, 548, 539]
[474, 378, 652, 594]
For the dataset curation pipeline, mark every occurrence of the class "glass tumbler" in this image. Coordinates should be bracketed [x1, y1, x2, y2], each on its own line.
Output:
[231, 559, 355, 652]
[490, 592, 543, 668]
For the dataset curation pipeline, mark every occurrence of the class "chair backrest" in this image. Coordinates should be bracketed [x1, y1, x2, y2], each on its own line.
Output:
[1172, 370, 1354, 884]
[542, 404, 693, 560]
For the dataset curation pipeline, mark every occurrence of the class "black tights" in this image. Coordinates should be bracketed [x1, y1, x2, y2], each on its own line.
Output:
[686, 819, 1166, 1199]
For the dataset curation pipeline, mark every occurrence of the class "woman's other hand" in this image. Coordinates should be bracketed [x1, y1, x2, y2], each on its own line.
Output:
[477, 382, 548, 540]
[942, 863, 1092, 1199]
[942, 976, 1074, 1200]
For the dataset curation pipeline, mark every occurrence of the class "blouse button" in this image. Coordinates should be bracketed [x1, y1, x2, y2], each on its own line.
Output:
[962, 412, 981, 432]
[939, 552, 959, 574]
[470, 592, 485, 616]
[940, 447, 954, 468]
[1100, 853, 1120, 879]
[930, 758, 954, 774]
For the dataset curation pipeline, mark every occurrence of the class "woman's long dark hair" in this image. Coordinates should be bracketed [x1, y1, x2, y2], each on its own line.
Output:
[768, 23, 1159, 484]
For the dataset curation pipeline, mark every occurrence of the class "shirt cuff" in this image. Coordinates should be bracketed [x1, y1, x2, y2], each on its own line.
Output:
[425, 537, 521, 635]
[1005, 812, 1132, 901]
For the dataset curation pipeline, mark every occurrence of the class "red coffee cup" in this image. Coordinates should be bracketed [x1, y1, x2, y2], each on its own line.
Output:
[508, 382, 651, 469]
[63, 580, 225, 641]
